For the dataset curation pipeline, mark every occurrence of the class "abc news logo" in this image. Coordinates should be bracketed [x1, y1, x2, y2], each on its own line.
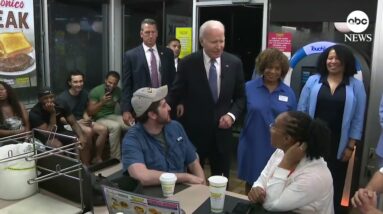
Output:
[347, 10, 369, 33]
[345, 10, 372, 42]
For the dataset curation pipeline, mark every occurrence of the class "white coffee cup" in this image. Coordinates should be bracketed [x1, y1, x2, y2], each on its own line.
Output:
[208, 175, 228, 213]
[159, 173, 177, 197]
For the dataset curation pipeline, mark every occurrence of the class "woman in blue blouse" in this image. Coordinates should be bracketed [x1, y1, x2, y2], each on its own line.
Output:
[298, 45, 366, 213]
[237, 48, 297, 193]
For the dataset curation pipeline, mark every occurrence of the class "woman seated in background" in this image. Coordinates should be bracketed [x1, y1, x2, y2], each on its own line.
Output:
[248, 111, 334, 214]
[0, 81, 30, 137]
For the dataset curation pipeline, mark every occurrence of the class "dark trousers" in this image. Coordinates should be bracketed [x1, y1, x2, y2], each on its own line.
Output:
[199, 146, 231, 179]
[198, 130, 232, 180]
[327, 157, 349, 214]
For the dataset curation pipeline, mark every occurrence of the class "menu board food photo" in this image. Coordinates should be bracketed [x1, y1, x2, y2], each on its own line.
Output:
[0, 0, 37, 88]
[0, 32, 35, 75]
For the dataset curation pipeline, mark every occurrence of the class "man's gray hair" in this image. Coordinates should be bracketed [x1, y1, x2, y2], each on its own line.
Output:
[199, 20, 225, 41]
[141, 18, 157, 31]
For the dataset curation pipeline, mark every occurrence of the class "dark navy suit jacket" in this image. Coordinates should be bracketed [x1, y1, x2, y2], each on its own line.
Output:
[170, 50, 245, 154]
[121, 44, 176, 113]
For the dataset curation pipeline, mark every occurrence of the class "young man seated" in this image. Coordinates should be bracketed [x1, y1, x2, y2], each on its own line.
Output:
[29, 88, 87, 162]
[57, 70, 108, 165]
[87, 71, 130, 160]
[121, 85, 206, 186]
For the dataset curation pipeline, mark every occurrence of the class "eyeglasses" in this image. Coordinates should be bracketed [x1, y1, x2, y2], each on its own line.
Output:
[269, 123, 285, 134]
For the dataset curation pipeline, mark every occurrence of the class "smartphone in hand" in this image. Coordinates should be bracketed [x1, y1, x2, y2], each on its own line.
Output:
[104, 86, 113, 95]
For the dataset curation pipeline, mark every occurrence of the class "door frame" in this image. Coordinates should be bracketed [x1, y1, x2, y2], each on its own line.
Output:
[192, 0, 268, 52]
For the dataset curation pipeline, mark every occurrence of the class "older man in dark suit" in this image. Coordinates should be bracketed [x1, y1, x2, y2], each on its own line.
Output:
[122, 18, 176, 126]
[170, 20, 245, 179]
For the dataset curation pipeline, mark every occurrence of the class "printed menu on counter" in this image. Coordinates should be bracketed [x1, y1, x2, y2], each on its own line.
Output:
[103, 186, 182, 214]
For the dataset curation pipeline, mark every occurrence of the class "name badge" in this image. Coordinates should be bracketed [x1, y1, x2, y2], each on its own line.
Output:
[278, 95, 288, 102]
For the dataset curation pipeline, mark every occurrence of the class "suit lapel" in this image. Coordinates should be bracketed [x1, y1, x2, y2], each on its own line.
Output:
[138, 46, 151, 82]
[158, 47, 165, 84]
[219, 52, 230, 101]
[197, 51, 211, 91]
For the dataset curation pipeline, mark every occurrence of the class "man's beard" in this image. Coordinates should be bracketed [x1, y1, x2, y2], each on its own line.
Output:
[156, 114, 171, 125]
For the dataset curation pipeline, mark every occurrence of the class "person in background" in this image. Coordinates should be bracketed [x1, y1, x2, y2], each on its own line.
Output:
[0, 81, 30, 137]
[122, 86, 205, 186]
[351, 168, 383, 214]
[375, 94, 383, 168]
[29, 88, 87, 162]
[237, 48, 297, 194]
[88, 71, 130, 160]
[166, 37, 181, 70]
[57, 70, 108, 164]
[170, 20, 245, 179]
[297, 44, 366, 213]
[121, 18, 176, 126]
[248, 111, 334, 214]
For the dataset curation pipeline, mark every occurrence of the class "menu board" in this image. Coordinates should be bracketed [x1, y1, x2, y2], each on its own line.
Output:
[103, 186, 182, 214]
[0, 0, 37, 88]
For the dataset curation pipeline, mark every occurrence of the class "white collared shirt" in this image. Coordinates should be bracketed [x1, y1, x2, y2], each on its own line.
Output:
[253, 149, 334, 214]
[174, 58, 178, 71]
[203, 50, 221, 96]
[202, 50, 236, 121]
[142, 43, 161, 83]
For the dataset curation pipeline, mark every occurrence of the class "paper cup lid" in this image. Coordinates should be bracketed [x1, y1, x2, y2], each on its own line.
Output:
[208, 175, 228, 185]
[160, 173, 177, 182]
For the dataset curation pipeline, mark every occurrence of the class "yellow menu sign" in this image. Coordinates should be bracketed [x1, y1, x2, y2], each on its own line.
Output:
[175, 27, 192, 59]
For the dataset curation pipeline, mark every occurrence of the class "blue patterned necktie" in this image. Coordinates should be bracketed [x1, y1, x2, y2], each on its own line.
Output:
[149, 48, 159, 88]
[209, 59, 218, 102]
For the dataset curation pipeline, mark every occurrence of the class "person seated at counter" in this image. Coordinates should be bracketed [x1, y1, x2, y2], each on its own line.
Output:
[248, 111, 334, 214]
[121, 85, 206, 186]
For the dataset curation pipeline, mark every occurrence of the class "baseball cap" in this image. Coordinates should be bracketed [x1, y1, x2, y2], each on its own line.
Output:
[131, 85, 168, 117]
[38, 87, 54, 98]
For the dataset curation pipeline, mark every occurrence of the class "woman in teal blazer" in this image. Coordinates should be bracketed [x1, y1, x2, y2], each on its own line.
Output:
[297, 45, 366, 214]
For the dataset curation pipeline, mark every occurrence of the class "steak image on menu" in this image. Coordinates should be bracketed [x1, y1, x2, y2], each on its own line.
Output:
[0, 32, 35, 75]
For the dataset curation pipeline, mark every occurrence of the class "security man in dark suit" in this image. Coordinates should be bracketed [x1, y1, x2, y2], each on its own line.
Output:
[170, 20, 245, 179]
[166, 37, 181, 71]
[122, 18, 176, 126]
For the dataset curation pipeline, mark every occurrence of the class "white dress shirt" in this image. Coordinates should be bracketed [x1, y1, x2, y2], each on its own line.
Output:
[202, 50, 235, 121]
[253, 149, 334, 214]
[142, 43, 161, 84]
[174, 58, 178, 71]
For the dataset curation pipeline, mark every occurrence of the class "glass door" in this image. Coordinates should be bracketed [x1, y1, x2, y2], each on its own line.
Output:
[46, 0, 109, 93]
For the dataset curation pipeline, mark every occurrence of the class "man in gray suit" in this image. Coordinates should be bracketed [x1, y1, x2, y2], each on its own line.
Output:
[170, 20, 245, 179]
[122, 18, 176, 126]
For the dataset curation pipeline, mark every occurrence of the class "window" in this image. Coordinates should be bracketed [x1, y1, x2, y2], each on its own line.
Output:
[47, 0, 108, 93]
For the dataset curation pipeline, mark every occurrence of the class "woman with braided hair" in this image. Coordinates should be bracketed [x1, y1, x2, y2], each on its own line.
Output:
[248, 111, 334, 214]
